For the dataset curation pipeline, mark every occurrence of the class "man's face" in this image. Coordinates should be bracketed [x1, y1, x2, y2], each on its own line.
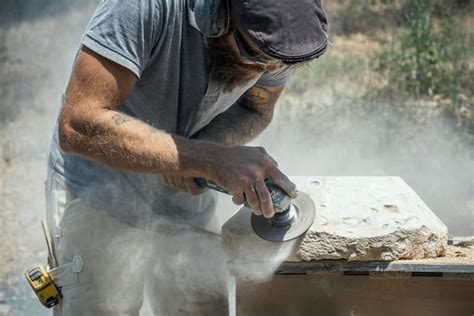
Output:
[208, 28, 283, 92]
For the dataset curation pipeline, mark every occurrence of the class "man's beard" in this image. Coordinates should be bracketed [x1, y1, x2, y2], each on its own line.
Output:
[207, 34, 266, 92]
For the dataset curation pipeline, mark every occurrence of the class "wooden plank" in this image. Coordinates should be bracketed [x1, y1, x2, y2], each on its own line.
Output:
[273, 260, 474, 276]
[236, 275, 474, 316]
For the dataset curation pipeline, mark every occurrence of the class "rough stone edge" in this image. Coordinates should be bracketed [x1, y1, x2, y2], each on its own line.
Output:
[297, 225, 448, 261]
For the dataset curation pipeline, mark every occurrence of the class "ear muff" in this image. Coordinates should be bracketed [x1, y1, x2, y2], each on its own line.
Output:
[188, 0, 229, 38]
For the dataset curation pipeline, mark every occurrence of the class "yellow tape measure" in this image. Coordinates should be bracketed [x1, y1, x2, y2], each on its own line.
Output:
[25, 265, 60, 308]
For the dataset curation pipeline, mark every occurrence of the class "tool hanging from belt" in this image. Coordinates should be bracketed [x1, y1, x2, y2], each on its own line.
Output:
[24, 221, 84, 308]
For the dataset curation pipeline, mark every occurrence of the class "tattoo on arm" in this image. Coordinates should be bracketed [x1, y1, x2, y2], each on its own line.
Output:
[242, 85, 281, 110]
[238, 85, 284, 122]
[112, 112, 160, 138]
[192, 85, 285, 145]
[112, 113, 131, 125]
[111, 113, 162, 138]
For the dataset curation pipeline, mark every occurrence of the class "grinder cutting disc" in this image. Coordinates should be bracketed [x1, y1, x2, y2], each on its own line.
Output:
[251, 192, 316, 242]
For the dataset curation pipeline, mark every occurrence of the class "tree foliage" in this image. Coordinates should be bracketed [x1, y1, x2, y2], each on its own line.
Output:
[379, 0, 471, 98]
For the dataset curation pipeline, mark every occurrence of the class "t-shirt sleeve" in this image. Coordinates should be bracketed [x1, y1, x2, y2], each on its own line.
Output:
[81, 0, 163, 78]
[255, 64, 294, 87]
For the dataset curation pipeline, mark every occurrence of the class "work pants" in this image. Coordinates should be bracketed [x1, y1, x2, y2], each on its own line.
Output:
[45, 171, 229, 316]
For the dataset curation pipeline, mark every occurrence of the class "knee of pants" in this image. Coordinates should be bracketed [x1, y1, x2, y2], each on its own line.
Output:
[146, 229, 229, 315]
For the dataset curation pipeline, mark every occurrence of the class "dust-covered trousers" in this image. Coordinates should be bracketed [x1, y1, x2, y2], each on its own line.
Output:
[45, 170, 229, 316]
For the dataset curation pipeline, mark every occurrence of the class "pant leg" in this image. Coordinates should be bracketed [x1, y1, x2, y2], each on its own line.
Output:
[45, 171, 150, 316]
[146, 224, 229, 316]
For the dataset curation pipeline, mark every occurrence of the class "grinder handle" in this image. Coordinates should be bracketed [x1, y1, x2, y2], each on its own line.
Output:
[195, 178, 292, 213]
[195, 178, 230, 194]
[195, 178, 281, 194]
[195, 178, 251, 209]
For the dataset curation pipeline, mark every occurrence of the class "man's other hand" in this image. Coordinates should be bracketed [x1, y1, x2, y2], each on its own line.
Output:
[161, 175, 208, 195]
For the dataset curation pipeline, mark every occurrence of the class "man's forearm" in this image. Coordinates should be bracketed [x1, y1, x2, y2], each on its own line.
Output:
[192, 85, 283, 145]
[191, 102, 271, 145]
[58, 48, 218, 177]
[59, 110, 218, 177]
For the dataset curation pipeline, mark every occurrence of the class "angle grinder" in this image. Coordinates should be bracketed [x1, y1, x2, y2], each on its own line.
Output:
[195, 178, 316, 241]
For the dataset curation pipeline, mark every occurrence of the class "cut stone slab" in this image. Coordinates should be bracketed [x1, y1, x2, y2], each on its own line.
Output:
[222, 177, 448, 264]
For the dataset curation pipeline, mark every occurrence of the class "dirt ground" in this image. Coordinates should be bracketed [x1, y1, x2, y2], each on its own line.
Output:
[0, 112, 53, 316]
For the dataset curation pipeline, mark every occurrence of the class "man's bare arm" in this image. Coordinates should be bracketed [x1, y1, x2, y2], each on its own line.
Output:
[61, 48, 295, 217]
[191, 85, 284, 145]
[59, 47, 215, 177]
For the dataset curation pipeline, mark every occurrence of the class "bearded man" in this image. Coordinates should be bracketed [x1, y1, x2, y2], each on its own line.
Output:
[45, 0, 328, 314]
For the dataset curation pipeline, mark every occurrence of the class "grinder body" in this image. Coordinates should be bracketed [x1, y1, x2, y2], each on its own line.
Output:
[196, 178, 316, 241]
[195, 178, 292, 213]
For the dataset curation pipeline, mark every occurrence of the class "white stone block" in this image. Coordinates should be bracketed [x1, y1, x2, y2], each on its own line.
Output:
[222, 177, 448, 263]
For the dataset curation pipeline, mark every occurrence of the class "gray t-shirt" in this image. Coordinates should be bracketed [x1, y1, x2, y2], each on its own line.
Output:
[48, 0, 292, 228]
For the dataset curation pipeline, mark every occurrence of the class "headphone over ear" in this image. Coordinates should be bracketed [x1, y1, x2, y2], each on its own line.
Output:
[187, 0, 230, 38]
